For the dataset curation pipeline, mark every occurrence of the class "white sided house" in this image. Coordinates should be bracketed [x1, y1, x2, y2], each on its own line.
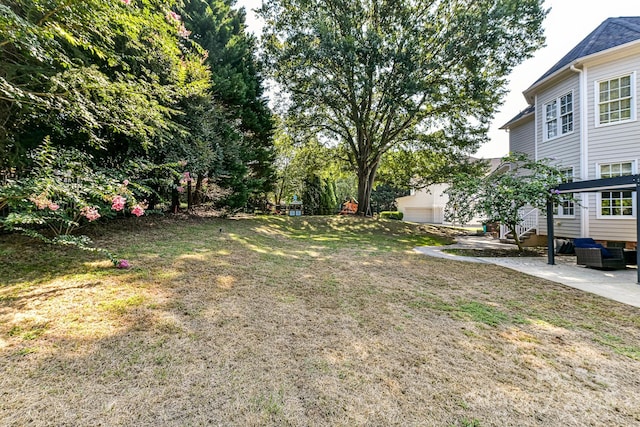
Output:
[501, 17, 640, 248]
[396, 159, 502, 226]
[396, 183, 450, 224]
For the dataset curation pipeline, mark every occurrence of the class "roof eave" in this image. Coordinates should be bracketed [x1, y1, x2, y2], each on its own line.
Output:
[499, 109, 534, 130]
[523, 38, 640, 103]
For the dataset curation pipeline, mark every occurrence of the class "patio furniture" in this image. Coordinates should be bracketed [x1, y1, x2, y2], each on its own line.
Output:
[574, 238, 626, 269]
[623, 249, 637, 266]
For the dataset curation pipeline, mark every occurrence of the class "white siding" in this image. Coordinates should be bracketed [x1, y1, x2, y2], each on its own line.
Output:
[396, 184, 449, 224]
[535, 74, 583, 238]
[585, 54, 640, 242]
[396, 183, 484, 225]
[508, 117, 535, 157]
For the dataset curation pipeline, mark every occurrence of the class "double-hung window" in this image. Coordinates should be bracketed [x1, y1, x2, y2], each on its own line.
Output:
[598, 161, 635, 217]
[553, 168, 575, 217]
[544, 92, 573, 140]
[596, 73, 635, 126]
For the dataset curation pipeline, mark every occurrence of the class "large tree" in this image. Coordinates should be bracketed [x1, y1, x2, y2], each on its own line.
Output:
[260, 0, 547, 214]
[0, 0, 211, 169]
[182, 0, 276, 208]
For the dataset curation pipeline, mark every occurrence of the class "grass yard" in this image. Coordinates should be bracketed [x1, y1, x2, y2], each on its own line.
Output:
[1, 215, 639, 426]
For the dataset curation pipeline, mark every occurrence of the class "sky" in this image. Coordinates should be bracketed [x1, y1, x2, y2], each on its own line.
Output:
[235, 0, 639, 159]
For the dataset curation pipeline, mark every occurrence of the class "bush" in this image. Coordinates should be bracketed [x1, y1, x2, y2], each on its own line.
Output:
[379, 211, 403, 220]
[0, 139, 151, 266]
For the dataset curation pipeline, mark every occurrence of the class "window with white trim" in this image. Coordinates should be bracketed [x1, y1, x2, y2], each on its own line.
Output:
[597, 74, 634, 125]
[598, 161, 635, 217]
[544, 92, 573, 140]
[553, 168, 574, 217]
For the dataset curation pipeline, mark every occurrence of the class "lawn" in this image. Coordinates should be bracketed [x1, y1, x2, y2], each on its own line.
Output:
[1, 215, 639, 426]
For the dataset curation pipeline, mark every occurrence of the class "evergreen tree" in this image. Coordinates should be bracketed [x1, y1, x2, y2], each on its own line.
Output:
[182, 0, 276, 207]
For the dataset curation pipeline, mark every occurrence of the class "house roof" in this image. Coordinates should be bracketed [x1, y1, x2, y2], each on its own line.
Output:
[530, 17, 640, 89]
[500, 105, 535, 130]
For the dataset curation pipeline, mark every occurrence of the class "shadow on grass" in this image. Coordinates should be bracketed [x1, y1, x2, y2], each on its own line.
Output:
[2, 215, 640, 425]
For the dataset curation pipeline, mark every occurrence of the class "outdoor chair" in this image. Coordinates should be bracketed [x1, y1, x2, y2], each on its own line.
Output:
[573, 238, 626, 270]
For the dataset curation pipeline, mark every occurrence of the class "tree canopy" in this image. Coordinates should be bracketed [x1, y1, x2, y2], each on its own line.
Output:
[1, 0, 274, 208]
[1, 0, 210, 167]
[260, 0, 547, 214]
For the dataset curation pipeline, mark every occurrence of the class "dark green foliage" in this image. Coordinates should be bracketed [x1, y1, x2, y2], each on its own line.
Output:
[0, 0, 210, 170]
[301, 175, 338, 215]
[371, 183, 408, 213]
[302, 175, 322, 215]
[377, 150, 490, 193]
[380, 211, 403, 221]
[1, 0, 276, 216]
[182, 0, 276, 207]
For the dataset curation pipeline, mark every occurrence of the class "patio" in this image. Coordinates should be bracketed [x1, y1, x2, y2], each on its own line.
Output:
[415, 235, 640, 308]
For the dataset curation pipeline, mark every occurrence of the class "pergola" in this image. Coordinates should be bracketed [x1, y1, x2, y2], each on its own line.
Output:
[547, 175, 640, 283]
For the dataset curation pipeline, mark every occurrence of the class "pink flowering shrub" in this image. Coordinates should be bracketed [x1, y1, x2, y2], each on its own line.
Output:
[30, 193, 50, 209]
[165, 10, 191, 39]
[178, 25, 191, 38]
[0, 140, 186, 269]
[131, 204, 145, 217]
[111, 195, 126, 211]
[166, 11, 180, 21]
[80, 206, 101, 221]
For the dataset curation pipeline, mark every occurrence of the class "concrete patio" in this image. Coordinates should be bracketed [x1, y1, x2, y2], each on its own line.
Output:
[415, 235, 640, 308]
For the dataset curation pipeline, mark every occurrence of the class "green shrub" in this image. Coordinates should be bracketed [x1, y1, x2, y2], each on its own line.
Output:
[380, 211, 403, 220]
[0, 139, 157, 266]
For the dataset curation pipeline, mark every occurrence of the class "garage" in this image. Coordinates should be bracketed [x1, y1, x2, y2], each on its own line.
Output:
[402, 207, 444, 223]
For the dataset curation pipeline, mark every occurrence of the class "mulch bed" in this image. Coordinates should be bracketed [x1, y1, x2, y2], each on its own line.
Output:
[443, 247, 548, 257]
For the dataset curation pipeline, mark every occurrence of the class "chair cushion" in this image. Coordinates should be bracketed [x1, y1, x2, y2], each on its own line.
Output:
[574, 238, 597, 248]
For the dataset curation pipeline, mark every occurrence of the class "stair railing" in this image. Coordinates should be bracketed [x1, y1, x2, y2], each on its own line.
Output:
[499, 208, 539, 240]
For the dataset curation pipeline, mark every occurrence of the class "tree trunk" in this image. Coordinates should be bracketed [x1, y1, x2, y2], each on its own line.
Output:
[171, 187, 179, 214]
[508, 224, 524, 252]
[193, 175, 204, 206]
[356, 162, 378, 216]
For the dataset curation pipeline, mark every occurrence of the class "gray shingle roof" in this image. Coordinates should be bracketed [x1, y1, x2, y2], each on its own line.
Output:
[532, 17, 640, 87]
[500, 105, 535, 130]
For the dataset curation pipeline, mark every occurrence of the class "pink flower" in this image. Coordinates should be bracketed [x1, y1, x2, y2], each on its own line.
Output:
[177, 186, 185, 193]
[123, 179, 129, 186]
[178, 24, 191, 38]
[30, 194, 50, 210]
[183, 171, 192, 182]
[48, 202, 59, 211]
[131, 204, 145, 217]
[112, 195, 126, 211]
[166, 11, 180, 21]
[116, 259, 130, 269]
[121, 0, 131, 4]
[80, 206, 101, 221]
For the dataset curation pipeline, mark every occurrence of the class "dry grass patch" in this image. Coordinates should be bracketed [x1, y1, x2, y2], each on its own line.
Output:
[1, 215, 639, 426]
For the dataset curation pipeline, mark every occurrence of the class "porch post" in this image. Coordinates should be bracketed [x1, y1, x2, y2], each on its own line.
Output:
[547, 200, 555, 265]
